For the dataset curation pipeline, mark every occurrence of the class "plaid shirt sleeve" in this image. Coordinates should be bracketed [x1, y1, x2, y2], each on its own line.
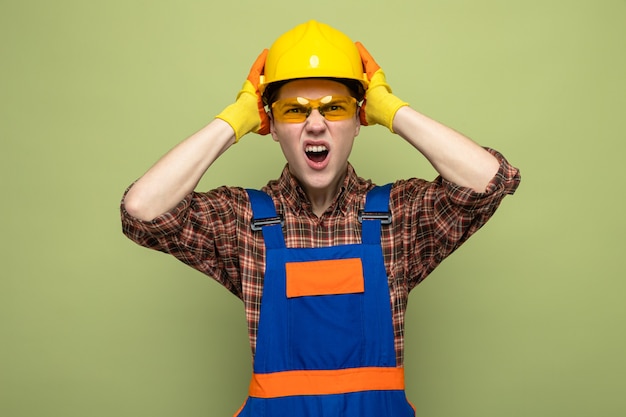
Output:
[120, 185, 251, 299]
[388, 147, 521, 291]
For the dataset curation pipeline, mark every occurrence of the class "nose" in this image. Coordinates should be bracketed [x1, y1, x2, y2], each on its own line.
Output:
[304, 108, 327, 134]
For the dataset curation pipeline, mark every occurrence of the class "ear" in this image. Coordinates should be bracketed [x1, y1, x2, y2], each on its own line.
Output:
[354, 108, 362, 137]
[269, 113, 279, 142]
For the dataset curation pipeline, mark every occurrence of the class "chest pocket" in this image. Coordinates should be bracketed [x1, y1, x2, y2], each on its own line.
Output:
[286, 258, 364, 298]
[286, 257, 366, 370]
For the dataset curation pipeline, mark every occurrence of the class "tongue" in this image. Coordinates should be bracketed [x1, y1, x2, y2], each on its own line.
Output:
[307, 151, 328, 163]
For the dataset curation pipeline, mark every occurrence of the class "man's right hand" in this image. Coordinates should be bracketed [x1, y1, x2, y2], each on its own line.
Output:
[216, 49, 270, 142]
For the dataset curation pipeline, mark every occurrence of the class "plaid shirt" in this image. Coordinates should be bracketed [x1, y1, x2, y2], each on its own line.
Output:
[121, 149, 520, 365]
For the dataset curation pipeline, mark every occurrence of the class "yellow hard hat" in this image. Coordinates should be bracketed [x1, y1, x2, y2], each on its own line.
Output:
[260, 20, 367, 94]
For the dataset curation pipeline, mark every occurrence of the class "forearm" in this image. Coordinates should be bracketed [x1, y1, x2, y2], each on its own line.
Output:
[392, 106, 500, 192]
[123, 118, 236, 221]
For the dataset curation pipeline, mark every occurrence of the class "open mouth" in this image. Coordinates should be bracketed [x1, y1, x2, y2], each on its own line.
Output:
[305, 145, 329, 163]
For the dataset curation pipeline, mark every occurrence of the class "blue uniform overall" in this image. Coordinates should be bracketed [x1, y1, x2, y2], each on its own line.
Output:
[236, 185, 415, 417]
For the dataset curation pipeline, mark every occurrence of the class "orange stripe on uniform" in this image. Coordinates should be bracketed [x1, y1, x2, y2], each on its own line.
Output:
[249, 367, 405, 398]
[285, 258, 364, 298]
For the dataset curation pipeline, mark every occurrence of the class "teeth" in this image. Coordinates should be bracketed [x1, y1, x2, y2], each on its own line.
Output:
[305, 145, 328, 153]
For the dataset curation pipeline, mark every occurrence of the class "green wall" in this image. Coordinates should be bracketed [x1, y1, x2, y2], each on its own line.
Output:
[2, 1, 625, 416]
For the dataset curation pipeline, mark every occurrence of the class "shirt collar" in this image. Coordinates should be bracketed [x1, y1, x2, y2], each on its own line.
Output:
[277, 163, 359, 217]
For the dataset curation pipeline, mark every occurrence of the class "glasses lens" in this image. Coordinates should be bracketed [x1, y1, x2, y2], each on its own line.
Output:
[273, 98, 309, 122]
[272, 96, 356, 123]
[319, 97, 356, 120]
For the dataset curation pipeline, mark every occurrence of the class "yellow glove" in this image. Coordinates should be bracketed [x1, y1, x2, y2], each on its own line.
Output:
[356, 42, 408, 132]
[216, 49, 270, 142]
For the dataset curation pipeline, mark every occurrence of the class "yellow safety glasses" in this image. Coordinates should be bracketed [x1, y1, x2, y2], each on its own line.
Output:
[271, 95, 358, 123]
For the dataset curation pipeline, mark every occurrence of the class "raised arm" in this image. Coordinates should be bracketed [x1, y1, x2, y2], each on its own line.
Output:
[356, 42, 499, 192]
[123, 119, 235, 221]
[123, 49, 270, 221]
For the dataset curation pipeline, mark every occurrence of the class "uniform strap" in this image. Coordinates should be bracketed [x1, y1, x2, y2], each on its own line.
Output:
[359, 184, 393, 245]
[246, 189, 285, 249]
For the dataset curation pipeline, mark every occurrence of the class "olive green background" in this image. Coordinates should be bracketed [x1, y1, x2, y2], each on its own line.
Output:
[2, 0, 625, 416]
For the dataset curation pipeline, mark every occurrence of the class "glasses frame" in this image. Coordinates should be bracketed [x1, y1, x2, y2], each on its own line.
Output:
[269, 95, 360, 123]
